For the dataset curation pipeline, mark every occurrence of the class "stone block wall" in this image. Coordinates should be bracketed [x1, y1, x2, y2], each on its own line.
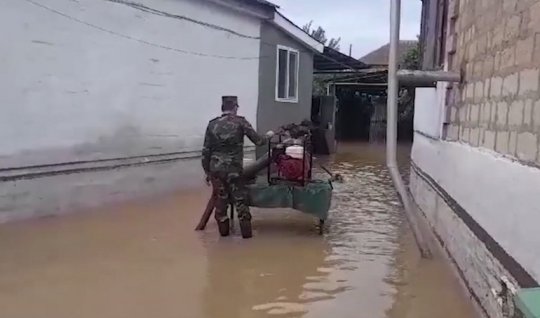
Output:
[446, 0, 540, 166]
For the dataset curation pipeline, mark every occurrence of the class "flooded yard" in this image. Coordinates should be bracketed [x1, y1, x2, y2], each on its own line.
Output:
[0, 143, 478, 318]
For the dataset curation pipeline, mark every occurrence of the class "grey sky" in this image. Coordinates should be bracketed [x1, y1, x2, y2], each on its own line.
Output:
[270, 0, 422, 58]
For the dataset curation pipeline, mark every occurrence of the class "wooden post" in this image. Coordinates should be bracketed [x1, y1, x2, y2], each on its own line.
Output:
[195, 187, 236, 231]
[195, 188, 217, 231]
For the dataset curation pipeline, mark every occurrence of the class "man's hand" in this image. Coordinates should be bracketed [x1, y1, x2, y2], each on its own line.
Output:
[265, 130, 275, 138]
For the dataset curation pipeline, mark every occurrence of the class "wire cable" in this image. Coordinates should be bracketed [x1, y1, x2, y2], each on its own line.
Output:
[23, 0, 360, 71]
[23, 0, 263, 60]
[105, 0, 260, 40]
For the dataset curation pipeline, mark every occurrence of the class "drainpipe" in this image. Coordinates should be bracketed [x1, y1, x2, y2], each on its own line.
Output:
[387, 0, 432, 258]
[398, 69, 461, 86]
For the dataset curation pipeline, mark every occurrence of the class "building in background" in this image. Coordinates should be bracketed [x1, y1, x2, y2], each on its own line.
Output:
[0, 0, 322, 222]
[411, 0, 540, 317]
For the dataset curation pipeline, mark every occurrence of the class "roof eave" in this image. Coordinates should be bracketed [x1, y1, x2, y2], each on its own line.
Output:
[207, 0, 274, 20]
[271, 12, 324, 53]
[252, 0, 279, 9]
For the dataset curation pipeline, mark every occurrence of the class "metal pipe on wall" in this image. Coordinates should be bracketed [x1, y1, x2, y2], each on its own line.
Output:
[387, 0, 432, 258]
[397, 69, 461, 83]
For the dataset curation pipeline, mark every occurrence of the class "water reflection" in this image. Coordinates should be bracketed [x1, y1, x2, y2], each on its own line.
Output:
[201, 213, 331, 318]
[299, 143, 410, 318]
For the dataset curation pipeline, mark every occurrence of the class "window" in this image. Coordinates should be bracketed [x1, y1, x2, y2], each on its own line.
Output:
[276, 46, 299, 102]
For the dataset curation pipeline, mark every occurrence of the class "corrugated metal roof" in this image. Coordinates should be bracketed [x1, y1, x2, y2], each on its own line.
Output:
[314, 47, 369, 72]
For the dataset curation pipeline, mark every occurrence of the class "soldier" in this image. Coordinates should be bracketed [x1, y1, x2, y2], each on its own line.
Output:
[202, 96, 273, 239]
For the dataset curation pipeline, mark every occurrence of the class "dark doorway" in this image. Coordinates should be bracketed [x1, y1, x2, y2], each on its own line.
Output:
[331, 85, 414, 143]
[335, 90, 373, 141]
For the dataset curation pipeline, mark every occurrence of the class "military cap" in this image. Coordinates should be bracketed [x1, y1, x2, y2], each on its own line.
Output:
[222, 96, 238, 108]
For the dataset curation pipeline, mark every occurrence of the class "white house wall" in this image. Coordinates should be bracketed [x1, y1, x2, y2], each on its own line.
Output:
[0, 0, 261, 168]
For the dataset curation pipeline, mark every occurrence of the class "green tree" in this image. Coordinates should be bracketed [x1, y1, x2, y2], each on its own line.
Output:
[302, 21, 341, 50]
[402, 44, 420, 70]
[302, 21, 341, 95]
[398, 41, 421, 131]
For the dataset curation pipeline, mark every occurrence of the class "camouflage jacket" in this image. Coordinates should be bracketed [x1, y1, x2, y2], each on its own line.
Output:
[202, 114, 267, 174]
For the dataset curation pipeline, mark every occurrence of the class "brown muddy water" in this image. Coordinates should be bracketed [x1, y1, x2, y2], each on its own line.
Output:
[0, 143, 478, 318]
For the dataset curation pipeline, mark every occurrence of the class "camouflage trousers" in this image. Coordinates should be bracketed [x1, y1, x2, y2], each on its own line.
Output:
[211, 172, 251, 222]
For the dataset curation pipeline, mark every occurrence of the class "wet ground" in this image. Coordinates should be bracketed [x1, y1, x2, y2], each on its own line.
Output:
[0, 143, 478, 318]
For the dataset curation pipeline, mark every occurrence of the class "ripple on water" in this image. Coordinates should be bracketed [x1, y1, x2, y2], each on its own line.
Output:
[289, 145, 411, 318]
[252, 302, 307, 315]
[1, 144, 475, 318]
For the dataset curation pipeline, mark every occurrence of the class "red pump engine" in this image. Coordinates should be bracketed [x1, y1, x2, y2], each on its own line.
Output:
[267, 136, 313, 186]
[276, 154, 311, 181]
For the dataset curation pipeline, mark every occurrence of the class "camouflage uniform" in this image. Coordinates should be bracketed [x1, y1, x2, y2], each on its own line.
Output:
[201, 110, 267, 224]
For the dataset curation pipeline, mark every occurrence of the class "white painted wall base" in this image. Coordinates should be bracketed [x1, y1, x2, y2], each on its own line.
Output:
[411, 134, 540, 282]
[410, 132, 540, 317]
[0, 158, 204, 224]
[410, 169, 511, 318]
[0, 150, 256, 224]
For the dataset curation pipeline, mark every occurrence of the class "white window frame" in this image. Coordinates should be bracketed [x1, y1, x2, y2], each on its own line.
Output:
[275, 45, 300, 103]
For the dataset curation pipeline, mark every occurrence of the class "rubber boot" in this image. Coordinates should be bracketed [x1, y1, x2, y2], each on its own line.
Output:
[217, 219, 230, 237]
[239, 219, 252, 239]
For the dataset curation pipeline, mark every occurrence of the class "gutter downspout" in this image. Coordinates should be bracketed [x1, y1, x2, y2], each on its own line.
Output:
[387, 0, 432, 258]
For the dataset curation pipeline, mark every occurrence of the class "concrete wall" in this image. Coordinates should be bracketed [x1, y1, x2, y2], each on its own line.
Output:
[0, 157, 204, 223]
[0, 0, 263, 222]
[256, 22, 314, 136]
[0, 0, 261, 168]
[411, 0, 540, 316]
[0, 150, 256, 223]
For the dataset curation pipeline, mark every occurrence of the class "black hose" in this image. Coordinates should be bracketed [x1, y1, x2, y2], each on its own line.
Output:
[242, 154, 271, 180]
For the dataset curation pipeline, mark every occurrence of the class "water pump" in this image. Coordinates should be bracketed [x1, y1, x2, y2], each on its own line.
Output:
[242, 122, 313, 186]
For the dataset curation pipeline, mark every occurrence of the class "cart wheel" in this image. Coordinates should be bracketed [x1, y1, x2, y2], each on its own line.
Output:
[318, 219, 325, 235]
